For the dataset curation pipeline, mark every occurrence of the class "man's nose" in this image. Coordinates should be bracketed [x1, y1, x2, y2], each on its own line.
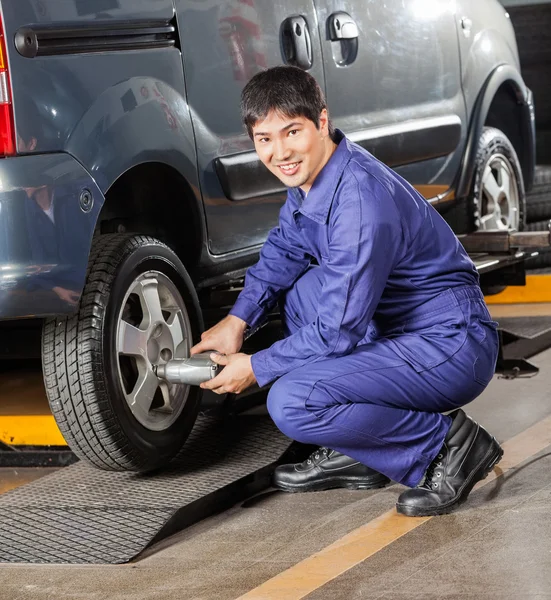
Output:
[273, 138, 292, 162]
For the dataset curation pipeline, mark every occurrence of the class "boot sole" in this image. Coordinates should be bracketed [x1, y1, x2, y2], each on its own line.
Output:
[273, 475, 390, 493]
[396, 437, 504, 517]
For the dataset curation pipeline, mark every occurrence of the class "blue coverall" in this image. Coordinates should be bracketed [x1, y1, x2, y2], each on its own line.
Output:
[230, 130, 499, 487]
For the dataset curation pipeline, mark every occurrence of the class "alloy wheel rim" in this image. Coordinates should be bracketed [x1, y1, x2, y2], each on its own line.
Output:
[476, 153, 520, 231]
[115, 270, 192, 431]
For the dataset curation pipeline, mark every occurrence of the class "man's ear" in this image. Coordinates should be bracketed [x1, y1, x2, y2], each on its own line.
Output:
[319, 109, 330, 137]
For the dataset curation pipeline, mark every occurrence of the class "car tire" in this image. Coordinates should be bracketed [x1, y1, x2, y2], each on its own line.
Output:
[526, 166, 551, 223]
[533, 165, 551, 187]
[42, 234, 204, 472]
[472, 127, 526, 233]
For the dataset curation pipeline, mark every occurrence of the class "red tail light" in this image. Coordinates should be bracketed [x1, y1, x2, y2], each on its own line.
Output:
[0, 18, 15, 156]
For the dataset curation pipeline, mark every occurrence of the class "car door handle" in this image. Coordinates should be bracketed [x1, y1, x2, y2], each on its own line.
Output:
[460, 16, 472, 38]
[281, 16, 313, 70]
[329, 12, 358, 40]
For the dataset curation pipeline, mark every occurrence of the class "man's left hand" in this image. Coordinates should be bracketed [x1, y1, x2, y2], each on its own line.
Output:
[200, 352, 257, 395]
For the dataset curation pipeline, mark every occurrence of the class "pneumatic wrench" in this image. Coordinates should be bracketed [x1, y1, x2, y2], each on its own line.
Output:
[154, 352, 223, 386]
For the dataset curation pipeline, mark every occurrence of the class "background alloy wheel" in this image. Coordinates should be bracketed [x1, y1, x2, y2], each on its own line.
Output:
[477, 154, 520, 230]
[42, 234, 204, 472]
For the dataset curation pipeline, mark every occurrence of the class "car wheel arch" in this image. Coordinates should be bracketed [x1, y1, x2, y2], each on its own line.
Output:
[456, 65, 534, 200]
[97, 161, 205, 272]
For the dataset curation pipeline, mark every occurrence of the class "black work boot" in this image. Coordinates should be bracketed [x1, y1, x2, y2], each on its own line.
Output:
[396, 409, 503, 517]
[272, 447, 390, 493]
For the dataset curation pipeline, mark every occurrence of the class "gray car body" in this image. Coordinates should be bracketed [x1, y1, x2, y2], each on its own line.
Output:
[0, 0, 535, 318]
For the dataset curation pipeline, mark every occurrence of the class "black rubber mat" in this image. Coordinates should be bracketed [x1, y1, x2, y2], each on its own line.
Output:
[0, 414, 296, 564]
[497, 316, 551, 339]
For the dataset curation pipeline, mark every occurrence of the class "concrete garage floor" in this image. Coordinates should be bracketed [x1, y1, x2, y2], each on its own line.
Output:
[1, 342, 551, 597]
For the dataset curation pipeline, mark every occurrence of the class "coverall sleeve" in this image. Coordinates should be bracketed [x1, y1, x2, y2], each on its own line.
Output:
[229, 193, 311, 330]
[250, 173, 404, 387]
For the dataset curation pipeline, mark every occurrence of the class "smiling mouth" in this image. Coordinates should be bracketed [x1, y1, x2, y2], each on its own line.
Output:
[276, 162, 301, 175]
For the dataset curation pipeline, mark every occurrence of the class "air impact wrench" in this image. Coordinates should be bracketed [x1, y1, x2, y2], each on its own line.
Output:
[154, 352, 222, 386]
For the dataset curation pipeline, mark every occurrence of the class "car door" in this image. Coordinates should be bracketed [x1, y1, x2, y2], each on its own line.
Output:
[175, 0, 324, 255]
[313, 0, 467, 202]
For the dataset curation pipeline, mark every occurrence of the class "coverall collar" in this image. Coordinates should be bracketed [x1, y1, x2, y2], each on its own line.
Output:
[292, 129, 349, 224]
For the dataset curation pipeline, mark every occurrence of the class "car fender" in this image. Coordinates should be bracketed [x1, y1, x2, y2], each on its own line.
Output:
[64, 76, 204, 223]
[0, 153, 105, 318]
[460, 20, 521, 113]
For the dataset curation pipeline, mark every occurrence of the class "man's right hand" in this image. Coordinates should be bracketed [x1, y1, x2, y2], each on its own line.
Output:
[190, 315, 248, 356]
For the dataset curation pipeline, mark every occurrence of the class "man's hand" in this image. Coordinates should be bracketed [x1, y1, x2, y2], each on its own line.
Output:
[190, 315, 248, 356]
[200, 352, 256, 395]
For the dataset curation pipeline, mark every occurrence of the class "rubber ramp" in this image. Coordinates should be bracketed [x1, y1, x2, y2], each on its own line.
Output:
[0, 414, 297, 564]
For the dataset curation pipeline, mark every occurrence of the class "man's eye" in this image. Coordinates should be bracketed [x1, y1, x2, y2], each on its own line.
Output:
[289, 129, 299, 136]
[259, 137, 269, 143]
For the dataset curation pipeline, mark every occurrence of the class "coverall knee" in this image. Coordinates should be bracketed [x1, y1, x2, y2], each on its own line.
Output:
[267, 266, 499, 487]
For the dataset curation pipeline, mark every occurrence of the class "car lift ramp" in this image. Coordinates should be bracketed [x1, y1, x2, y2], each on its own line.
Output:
[496, 316, 551, 377]
[0, 413, 301, 564]
[459, 229, 551, 376]
[461, 228, 550, 285]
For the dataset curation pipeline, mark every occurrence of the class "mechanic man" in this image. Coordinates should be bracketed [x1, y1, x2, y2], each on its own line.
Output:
[190, 65, 503, 516]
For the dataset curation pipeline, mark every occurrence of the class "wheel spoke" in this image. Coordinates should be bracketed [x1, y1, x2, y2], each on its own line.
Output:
[118, 321, 147, 357]
[499, 164, 511, 199]
[493, 201, 502, 222]
[166, 310, 187, 354]
[483, 168, 501, 204]
[128, 368, 159, 412]
[158, 381, 175, 413]
[480, 212, 497, 228]
[138, 278, 165, 328]
[498, 197, 512, 228]
[154, 308, 188, 359]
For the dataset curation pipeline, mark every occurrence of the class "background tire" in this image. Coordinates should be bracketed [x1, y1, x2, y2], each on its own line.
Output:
[533, 165, 551, 186]
[526, 166, 551, 224]
[42, 234, 204, 472]
[441, 127, 525, 235]
[471, 127, 526, 233]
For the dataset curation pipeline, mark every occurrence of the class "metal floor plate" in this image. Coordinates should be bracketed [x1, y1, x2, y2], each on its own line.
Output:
[0, 414, 296, 564]
[497, 316, 551, 339]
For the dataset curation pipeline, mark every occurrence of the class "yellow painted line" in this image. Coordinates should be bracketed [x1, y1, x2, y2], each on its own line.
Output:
[0, 415, 66, 446]
[485, 275, 551, 304]
[489, 303, 551, 318]
[0, 480, 27, 495]
[237, 415, 551, 600]
[0, 475, 43, 495]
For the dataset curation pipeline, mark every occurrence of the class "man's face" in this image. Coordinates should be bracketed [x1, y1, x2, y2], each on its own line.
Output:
[252, 109, 332, 193]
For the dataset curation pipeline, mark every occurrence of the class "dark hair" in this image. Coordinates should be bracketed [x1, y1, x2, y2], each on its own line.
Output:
[241, 66, 334, 139]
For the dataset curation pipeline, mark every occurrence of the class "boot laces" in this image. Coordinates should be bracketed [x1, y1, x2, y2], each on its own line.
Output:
[419, 451, 445, 490]
[304, 447, 330, 466]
